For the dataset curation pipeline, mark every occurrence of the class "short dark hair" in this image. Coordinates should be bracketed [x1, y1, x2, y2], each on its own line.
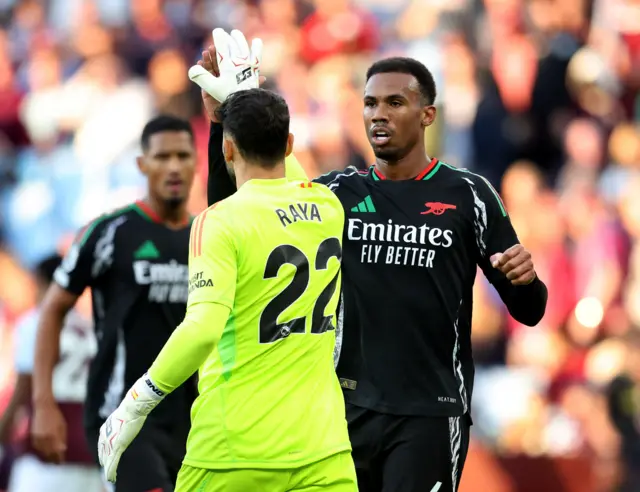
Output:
[141, 115, 194, 151]
[366, 57, 437, 105]
[215, 88, 290, 168]
[34, 253, 62, 284]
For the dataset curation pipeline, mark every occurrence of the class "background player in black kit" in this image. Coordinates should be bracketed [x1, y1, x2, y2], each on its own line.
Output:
[198, 37, 548, 492]
[31, 115, 198, 492]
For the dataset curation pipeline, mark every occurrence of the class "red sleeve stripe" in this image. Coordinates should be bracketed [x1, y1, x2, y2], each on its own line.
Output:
[192, 211, 206, 258]
[189, 215, 200, 257]
[192, 203, 220, 257]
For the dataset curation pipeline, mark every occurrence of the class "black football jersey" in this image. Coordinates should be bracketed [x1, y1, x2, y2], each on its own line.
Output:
[314, 162, 546, 416]
[54, 200, 196, 432]
[207, 123, 547, 417]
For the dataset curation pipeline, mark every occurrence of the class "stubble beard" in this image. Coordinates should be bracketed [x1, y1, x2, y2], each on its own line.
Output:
[163, 196, 184, 209]
[373, 147, 402, 163]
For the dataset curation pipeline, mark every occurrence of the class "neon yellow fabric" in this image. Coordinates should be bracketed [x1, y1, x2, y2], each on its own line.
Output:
[158, 177, 349, 470]
[284, 154, 308, 180]
[175, 451, 357, 491]
[148, 302, 230, 394]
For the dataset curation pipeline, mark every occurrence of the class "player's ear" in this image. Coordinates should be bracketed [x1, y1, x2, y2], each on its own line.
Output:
[222, 137, 235, 165]
[285, 133, 294, 157]
[421, 105, 437, 128]
[136, 156, 148, 176]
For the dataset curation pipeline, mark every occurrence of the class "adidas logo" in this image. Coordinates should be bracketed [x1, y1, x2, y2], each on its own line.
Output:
[134, 240, 160, 260]
[351, 195, 376, 213]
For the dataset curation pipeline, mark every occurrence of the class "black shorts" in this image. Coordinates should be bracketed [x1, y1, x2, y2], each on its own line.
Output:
[86, 423, 186, 492]
[347, 404, 471, 492]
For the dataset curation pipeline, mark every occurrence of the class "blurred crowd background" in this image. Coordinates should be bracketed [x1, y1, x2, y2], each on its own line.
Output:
[0, 0, 639, 490]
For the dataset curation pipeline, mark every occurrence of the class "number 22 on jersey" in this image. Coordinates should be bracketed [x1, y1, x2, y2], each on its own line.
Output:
[260, 237, 342, 344]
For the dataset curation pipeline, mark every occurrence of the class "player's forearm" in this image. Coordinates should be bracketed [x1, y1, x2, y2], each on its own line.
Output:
[32, 309, 65, 405]
[148, 302, 230, 393]
[498, 276, 548, 326]
[207, 122, 237, 206]
[33, 285, 79, 405]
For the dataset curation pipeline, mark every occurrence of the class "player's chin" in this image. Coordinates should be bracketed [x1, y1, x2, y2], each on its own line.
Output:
[372, 145, 401, 161]
[162, 194, 186, 209]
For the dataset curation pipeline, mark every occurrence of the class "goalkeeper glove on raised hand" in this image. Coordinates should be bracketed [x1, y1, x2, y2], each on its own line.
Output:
[97, 374, 166, 483]
[188, 28, 263, 103]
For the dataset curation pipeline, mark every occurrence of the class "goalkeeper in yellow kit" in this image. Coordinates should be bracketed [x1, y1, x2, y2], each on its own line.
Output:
[97, 88, 357, 491]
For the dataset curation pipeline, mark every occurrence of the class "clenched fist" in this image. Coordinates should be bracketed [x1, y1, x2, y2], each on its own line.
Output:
[490, 244, 536, 286]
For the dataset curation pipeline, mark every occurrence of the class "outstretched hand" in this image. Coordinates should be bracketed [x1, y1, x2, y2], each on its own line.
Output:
[189, 28, 266, 123]
[490, 244, 536, 286]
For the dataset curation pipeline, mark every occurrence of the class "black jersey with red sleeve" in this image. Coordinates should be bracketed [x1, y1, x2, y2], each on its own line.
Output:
[207, 123, 547, 417]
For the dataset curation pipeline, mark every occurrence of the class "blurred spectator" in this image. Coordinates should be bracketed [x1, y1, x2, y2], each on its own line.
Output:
[298, 0, 380, 64]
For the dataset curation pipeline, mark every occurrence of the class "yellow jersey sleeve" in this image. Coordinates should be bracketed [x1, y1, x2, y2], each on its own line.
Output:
[148, 302, 230, 393]
[285, 154, 308, 181]
[148, 205, 238, 394]
[188, 204, 237, 310]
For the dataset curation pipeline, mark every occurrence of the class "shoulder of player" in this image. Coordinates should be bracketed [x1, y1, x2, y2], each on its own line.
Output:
[436, 163, 508, 214]
[190, 201, 237, 253]
[73, 202, 139, 247]
[292, 180, 345, 212]
[434, 162, 496, 191]
[290, 179, 332, 194]
[194, 200, 224, 222]
[192, 200, 233, 233]
[312, 166, 367, 187]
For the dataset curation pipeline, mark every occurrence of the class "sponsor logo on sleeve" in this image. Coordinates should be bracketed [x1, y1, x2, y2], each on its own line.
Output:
[188, 271, 213, 293]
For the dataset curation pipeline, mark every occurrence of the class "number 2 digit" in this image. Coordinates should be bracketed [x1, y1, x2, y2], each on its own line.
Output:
[312, 237, 342, 334]
[259, 239, 342, 344]
[260, 245, 309, 343]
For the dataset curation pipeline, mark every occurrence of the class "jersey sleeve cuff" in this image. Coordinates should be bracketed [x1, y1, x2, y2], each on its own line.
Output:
[123, 374, 166, 417]
[53, 268, 85, 296]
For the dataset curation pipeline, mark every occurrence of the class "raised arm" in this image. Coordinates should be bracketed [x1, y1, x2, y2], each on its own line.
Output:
[207, 122, 237, 206]
[192, 41, 308, 206]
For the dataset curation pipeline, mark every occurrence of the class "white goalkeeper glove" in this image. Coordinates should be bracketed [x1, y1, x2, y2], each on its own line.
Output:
[188, 28, 263, 103]
[97, 374, 166, 483]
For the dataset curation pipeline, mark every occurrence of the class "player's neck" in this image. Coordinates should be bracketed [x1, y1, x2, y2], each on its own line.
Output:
[375, 144, 432, 181]
[143, 196, 189, 228]
[235, 161, 286, 188]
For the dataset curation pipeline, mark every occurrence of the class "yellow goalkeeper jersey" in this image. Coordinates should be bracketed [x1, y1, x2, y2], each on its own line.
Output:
[184, 177, 349, 469]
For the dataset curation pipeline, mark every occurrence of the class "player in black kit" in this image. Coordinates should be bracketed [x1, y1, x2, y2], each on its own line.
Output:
[31, 115, 198, 492]
[202, 45, 548, 491]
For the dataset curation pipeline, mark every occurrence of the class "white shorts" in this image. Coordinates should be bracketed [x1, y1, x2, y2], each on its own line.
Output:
[8, 454, 104, 492]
